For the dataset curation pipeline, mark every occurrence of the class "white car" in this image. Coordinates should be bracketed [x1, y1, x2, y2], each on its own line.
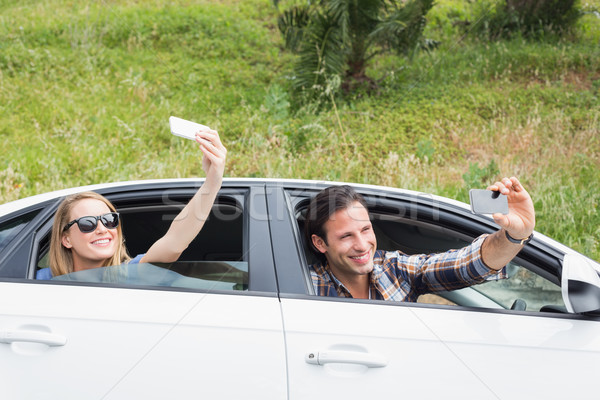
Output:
[0, 178, 598, 399]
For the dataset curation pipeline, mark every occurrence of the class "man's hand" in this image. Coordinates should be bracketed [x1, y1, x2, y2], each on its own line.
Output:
[481, 177, 535, 270]
[487, 176, 535, 241]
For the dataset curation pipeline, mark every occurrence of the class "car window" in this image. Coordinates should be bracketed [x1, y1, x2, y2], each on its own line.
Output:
[290, 190, 564, 312]
[52, 261, 248, 291]
[35, 194, 247, 292]
[0, 210, 40, 253]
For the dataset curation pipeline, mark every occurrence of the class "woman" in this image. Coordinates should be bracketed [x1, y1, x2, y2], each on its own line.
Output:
[37, 127, 226, 279]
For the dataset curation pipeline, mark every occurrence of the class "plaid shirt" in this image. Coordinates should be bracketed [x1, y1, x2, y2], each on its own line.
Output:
[309, 234, 507, 302]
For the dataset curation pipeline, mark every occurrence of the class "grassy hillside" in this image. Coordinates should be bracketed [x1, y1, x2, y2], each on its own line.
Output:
[1, 0, 599, 260]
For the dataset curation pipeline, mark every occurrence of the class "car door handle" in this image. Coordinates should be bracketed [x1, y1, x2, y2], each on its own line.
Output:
[0, 329, 67, 346]
[305, 350, 387, 368]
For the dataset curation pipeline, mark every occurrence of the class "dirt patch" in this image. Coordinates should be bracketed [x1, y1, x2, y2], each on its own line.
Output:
[562, 70, 598, 91]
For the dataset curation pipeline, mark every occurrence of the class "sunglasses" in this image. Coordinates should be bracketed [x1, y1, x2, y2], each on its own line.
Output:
[63, 212, 120, 233]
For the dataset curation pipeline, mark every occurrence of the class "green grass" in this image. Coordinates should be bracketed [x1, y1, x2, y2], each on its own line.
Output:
[1, 0, 599, 260]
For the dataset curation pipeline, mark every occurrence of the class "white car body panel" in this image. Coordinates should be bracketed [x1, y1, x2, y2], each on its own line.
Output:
[0, 283, 287, 400]
[281, 298, 600, 400]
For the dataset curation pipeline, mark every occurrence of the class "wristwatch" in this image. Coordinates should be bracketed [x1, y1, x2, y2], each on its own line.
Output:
[505, 230, 534, 245]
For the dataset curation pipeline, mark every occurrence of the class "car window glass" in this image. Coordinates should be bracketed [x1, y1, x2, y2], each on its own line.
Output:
[469, 261, 564, 311]
[0, 210, 40, 253]
[52, 261, 248, 291]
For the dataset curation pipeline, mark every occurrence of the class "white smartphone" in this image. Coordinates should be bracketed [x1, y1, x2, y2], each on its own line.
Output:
[469, 189, 509, 215]
[169, 116, 209, 141]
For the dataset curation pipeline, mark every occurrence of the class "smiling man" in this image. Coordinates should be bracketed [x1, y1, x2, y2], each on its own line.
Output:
[304, 178, 535, 301]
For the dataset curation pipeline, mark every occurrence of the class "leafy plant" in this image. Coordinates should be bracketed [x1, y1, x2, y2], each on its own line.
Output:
[274, 0, 435, 99]
[416, 138, 435, 162]
[507, 0, 581, 32]
[263, 84, 291, 122]
[462, 160, 500, 189]
[468, 0, 583, 39]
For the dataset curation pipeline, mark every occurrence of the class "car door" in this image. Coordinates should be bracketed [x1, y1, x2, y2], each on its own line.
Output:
[0, 182, 287, 400]
[279, 295, 600, 400]
[270, 183, 600, 400]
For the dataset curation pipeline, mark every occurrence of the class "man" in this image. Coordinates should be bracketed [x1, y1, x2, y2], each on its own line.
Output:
[304, 177, 535, 300]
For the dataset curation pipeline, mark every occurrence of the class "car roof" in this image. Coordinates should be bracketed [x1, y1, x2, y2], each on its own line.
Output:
[0, 177, 467, 215]
[0, 177, 588, 262]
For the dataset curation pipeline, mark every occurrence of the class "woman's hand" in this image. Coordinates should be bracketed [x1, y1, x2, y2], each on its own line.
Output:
[195, 128, 227, 182]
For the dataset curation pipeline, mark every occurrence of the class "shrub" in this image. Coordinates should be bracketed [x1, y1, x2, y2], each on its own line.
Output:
[470, 0, 582, 39]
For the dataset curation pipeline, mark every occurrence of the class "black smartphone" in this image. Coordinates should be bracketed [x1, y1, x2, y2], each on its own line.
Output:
[469, 189, 509, 215]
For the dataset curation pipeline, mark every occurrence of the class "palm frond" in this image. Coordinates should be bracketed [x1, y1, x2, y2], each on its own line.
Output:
[371, 0, 434, 54]
[293, 11, 346, 93]
[277, 5, 312, 52]
[327, 0, 383, 41]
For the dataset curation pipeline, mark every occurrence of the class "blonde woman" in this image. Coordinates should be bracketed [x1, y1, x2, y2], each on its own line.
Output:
[37, 128, 226, 279]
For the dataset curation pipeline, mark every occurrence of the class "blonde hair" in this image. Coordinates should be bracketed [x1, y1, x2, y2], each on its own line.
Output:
[49, 191, 131, 277]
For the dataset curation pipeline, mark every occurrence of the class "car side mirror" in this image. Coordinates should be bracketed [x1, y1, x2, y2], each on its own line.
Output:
[561, 253, 600, 315]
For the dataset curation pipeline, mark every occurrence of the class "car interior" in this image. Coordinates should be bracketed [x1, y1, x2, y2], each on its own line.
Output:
[120, 198, 244, 263]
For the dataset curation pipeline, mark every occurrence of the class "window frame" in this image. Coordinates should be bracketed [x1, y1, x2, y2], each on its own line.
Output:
[276, 184, 570, 317]
[1, 181, 278, 295]
[0, 198, 61, 279]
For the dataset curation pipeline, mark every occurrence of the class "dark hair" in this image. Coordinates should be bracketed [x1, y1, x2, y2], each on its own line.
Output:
[304, 185, 368, 263]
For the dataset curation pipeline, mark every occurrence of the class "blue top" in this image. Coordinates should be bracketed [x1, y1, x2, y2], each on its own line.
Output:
[36, 254, 145, 280]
